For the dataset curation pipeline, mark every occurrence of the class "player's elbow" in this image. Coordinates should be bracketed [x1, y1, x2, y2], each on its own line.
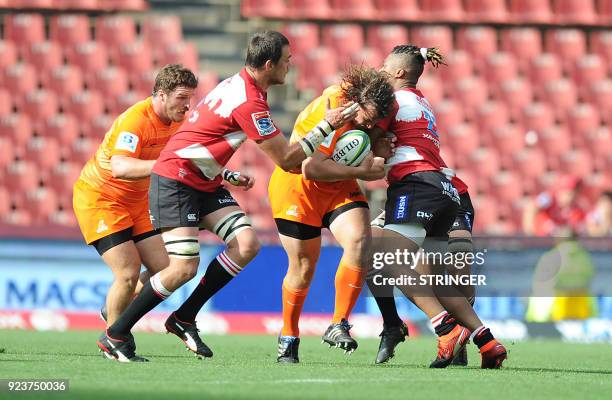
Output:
[301, 158, 317, 180]
[110, 157, 129, 179]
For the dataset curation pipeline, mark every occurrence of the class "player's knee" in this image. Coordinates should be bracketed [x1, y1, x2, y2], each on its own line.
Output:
[288, 258, 316, 285]
[342, 231, 371, 262]
[114, 268, 140, 290]
[229, 230, 260, 264]
[176, 262, 199, 283]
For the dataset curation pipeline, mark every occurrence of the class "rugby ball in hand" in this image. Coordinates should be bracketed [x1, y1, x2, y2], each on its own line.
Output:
[331, 130, 371, 166]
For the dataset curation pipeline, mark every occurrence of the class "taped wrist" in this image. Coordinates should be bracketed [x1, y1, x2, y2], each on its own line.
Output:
[298, 119, 334, 156]
[222, 168, 241, 185]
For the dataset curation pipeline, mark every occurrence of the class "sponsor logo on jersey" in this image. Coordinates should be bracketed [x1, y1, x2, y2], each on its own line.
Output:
[286, 205, 299, 217]
[441, 181, 461, 204]
[187, 213, 197, 222]
[115, 131, 139, 153]
[417, 211, 433, 220]
[96, 219, 108, 234]
[251, 111, 276, 136]
[218, 198, 237, 204]
[394, 195, 408, 221]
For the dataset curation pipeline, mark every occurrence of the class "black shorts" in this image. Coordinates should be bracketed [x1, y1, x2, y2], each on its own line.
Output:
[149, 173, 239, 229]
[91, 227, 160, 256]
[384, 171, 461, 238]
[449, 192, 475, 233]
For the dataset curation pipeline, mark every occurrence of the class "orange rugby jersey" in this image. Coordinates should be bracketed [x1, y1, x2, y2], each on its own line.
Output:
[77, 97, 182, 202]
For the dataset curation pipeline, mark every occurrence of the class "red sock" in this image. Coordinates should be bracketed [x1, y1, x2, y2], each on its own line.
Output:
[332, 262, 364, 323]
[281, 282, 309, 337]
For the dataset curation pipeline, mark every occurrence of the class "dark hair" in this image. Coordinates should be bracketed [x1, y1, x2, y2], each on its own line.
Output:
[153, 64, 198, 94]
[340, 65, 395, 119]
[391, 45, 446, 82]
[245, 30, 289, 69]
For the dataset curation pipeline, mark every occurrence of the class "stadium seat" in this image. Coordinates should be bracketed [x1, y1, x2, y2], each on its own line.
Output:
[194, 70, 220, 102]
[49, 14, 91, 47]
[483, 52, 518, 83]
[4, 161, 40, 192]
[22, 41, 63, 71]
[95, 15, 137, 47]
[66, 91, 105, 121]
[528, 53, 563, 88]
[21, 188, 60, 222]
[46, 161, 82, 195]
[449, 77, 489, 119]
[521, 102, 555, 133]
[0, 89, 12, 116]
[491, 124, 525, 169]
[158, 42, 199, 71]
[464, 0, 509, 23]
[500, 28, 542, 73]
[286, 0, 332, 19]
[435, 100, 466, 135]
[581, 172, 609, 203]
[22, 90, 59, 129]
[375, 0, 420, 21]
[553, 0, 597, 25]
[541, 79, 578, 121]
[241, 0, 288, 18]
[283, 23, 320, 60]
[471, 195, 498, 232]
[105, 91, 143, 118]
[411, 26, 453, 53]
[475, 101, 510, 136]
[23, 136, 61, 171]
[598, 0, 612, 26]
[0, 136, 15, 170]
[366, 25, 409, 56]
[82, 114, 114, 139]
[322, 24, 365, 61]
[296, 47, 338, 92]
[68, 137, 97, 166]
[0, 41, 17, 70]
[102, 0, 149, 11]
[417, 75, 444, 106]
[544, 29, 587, 73]
[45, 65, 84, 101]
[445, 122, 478, 160]
[586, 80, 612, 122]
[537, 125, 572, 167]
[3, 64, 38, 103]
[489, 171, 524, 204]
[420, 0, 464, 22]
[88, 67, 130, 101]
[331, 0, 376, 20]
[508, 0, 553, 24]
[567, 103, 601, 137]
[590, 31, 612, 74]
[560, 149, 593, 179]
[455, 27, 498, 66]
[43, 114, 80, 146]
[58, 0, 99, 10]
[585, 126, 612, 162]
[66, 41, 109, 77]
[115, 42, 153, 75]
[4, 14, 45, 48]
[9, 0, 53, 8]
[468, 148, 499, 179]
[512, 148, 547, 182]
[129, 70, 156, 97]
[349, 47, 384, 69]
[0, 113, 33, 147]
[2, 210, 33, 227]
[572, 54, 606, 90]
[141, 15, 183, 47]
[0, 186, 10, 218]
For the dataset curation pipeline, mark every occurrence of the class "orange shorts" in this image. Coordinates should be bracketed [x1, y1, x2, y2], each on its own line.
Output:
[268, 167, 368, 229]
[73, 179, 153, 244]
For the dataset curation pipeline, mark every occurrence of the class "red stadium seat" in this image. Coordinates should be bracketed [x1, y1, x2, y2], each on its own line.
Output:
[2, 210, 33, 227]
[0, 41, 17, 70]
[553, 0, 597, 25]
[590, 31, 612, 74]
[3, 64, 37, 101]
[23, 136, 61, 171]
[489, 171, 524, 204]
[43, 114, 80, 146]
[436, 50, 474, 82]
[572, 54, 606, 90]
[417, 75, 444, 106]
[491, 124, 525, 169]
[455, 27, 498, 65]
[411, 25, 453, 53]
[468, 148, 499, 179]
[512, 148, 547, 181]
[50, 14, 91, 47]
[366, 25, 409, 56]
[528, 53, 563, 89]
[567, 103, 601, 137]
[45, 65, 84, 101]
[287, 0, 332, 19]
[449, 77, 489, 119]
[446, 122, 478, 160]
[521, 102, 555, 133]
[4, 161, 40, 192]
[585, 127, 612, 162]
[130, 70, 156, 97]
[21, 188, 60, 222]
[508, 0, 553, 23]
[375, 0, 420, 21]
[283, 23, 320, 60]
[95, 15, 137, 47]
[194, 70, 220, 102]
[141, 16, 183, 46]
[599, 0, 612, 25]
[349, 48, 384, 69]
[46, 161, 82, 198]
[0, 114, 33, 147]
[66, 91, 105, 122]
[102, 0, 148, 11]
[66, 41, 109, 77]
[420, 0, 464, 22]
[22, 41, 64, 71]
[9, 0, 53, 8]
[464, 0, 509, 23]
[0, 89, 12, 116]
[330, 0, 376, 20]
[296, 47, 338, 92]
[115, 42, 153, 75]
[483, 52, 518, 83]
[475, 101, 510, 136]
[88, 67, 129, 100]
[0, 186, 10, 218]
[0, 136, 16, 170]
[500, 28, 542, 73]
[106, 91, 145, 118]
[537, 125, 572, 168]
[560, 149, 593, 179]
[541, 79, 577, 121]
[471, 195, 498, 232]
[57, 0, 99, 10]
[22, 90, 59, 129]
[4, 14, 45, 47]
[545, 29, 587, 73]
[158, 42, 199, 71]
[434, 100, 465, 134]
[241, 0, 287, 18]
[322, 24, 364, 61]
[587, 80, 612, 122]
[581, 172, 609, 203]
[68, 137, 97, 166]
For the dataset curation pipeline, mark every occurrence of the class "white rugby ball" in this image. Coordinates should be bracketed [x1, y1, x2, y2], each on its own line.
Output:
[331, 130, 371, 166]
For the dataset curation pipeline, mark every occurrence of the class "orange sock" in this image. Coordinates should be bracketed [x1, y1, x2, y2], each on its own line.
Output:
[332, 262, 364, 323]
[281, 282, 309, 337]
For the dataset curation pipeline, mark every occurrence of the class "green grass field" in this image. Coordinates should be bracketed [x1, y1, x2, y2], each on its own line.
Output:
[1, 330, 611, 400]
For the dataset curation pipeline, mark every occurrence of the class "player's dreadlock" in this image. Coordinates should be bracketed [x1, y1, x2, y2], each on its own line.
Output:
[340, 65, 395, 118]
[391, 45, 446, 82]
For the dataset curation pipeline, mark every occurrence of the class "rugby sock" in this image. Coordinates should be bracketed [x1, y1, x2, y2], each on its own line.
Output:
[108, 273, 173, 338]
[373, 296, 403, 327]
[332, 262, 365, 323]
[280, 282, 309, 337]
[471, 326, 495, 349]
[174, 251, 243, 322]
[431, 311, 458, 336]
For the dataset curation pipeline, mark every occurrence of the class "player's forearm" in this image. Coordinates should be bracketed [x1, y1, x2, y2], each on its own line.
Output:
[110, 156, 156, 180]
[302, 158, 360, 181]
